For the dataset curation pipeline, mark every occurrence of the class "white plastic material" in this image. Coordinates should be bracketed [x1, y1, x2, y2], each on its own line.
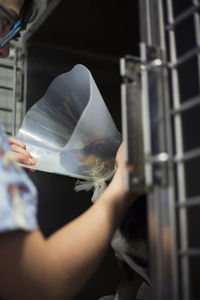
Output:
[16, 65, 121, 192]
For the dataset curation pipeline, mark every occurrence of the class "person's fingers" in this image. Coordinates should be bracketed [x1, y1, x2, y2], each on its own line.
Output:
[26, 168, 36, 173]
[115, 144, 125, 168]
[13, 152, 36, 166]
[10, 144, 36, 166]
[8, 137, 26, 149]
[8, 137, 36, 171]
[116, 143, 134, 172]
[10, 144, 33, 160]
[10, 144, 31, 156]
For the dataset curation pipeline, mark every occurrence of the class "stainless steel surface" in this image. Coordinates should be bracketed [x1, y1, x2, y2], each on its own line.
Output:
[12, 48, 18, 136]
[120, 55, 145, 194]
[138, 0, 200, 299]
[166, 0, 189, 298]
[0, 47, 24, 135]
[139, 1, 179, 299]
[5, 0, 64, 135]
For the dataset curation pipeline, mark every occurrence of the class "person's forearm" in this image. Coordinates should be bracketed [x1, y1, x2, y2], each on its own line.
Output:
[46, 187, 124, 291]
[0, 145, 133, 299]
[36, 187, 126, 299]
[0, 185, 128, 300]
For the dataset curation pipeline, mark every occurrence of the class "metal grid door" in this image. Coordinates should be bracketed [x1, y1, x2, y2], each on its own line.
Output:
[0, 0, 63, 136]
[0, 47, 25, 136]
[138, 0, 200, 299]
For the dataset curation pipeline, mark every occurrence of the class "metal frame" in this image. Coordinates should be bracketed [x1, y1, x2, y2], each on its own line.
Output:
[120, 55, 145, 194]
[0, 0, 64, 136]
[135, 0, 200, 299]
[0, 47, 24, 136]
[138, 1, 178, 299]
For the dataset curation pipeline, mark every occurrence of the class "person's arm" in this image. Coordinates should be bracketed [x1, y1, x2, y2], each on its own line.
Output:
[8, 136, 36, 170]
[0, 146, 133, 300]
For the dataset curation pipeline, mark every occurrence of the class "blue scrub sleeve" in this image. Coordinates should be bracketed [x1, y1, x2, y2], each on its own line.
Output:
[0, 125, 38, 232]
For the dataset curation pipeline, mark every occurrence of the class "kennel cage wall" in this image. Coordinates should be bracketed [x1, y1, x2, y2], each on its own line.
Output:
[125, 0, 200, 299]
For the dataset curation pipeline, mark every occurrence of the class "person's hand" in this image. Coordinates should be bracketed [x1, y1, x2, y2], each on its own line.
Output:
[111, 144, 129, 195]
[109, 143, 138, 208]
[8, 137, 36, 172]
[108, 143, 134, 197]
[100, 143, 136, 224]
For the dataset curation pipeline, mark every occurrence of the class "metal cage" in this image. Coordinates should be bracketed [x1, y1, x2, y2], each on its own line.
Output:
[121, 0, 200, 299]
[134, 0, 200, 299]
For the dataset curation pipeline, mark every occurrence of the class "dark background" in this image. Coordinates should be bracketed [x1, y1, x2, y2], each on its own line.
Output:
[26, 0, 140, 299]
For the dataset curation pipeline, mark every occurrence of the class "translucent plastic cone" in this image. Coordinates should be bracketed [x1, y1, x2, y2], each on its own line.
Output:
[16, 65, 121, 188]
